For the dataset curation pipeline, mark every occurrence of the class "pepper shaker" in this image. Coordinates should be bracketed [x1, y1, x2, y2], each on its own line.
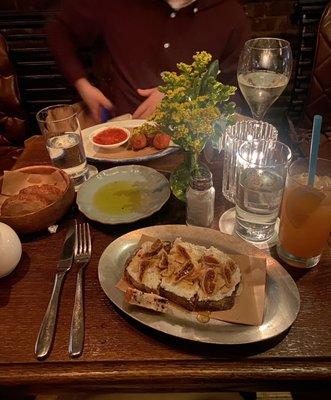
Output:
[186, 167, 215, 228]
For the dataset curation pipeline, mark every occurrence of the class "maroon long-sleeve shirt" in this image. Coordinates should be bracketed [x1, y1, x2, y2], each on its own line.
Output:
[47, 0, 251, 115]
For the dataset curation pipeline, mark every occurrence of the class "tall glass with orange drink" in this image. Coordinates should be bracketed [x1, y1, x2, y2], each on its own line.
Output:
[277, 158, 331, 268]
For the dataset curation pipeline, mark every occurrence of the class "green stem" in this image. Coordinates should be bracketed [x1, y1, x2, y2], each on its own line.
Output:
[186, 150, 199, 172]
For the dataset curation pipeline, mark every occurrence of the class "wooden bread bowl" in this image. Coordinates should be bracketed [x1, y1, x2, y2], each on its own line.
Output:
[0, 165, 75, 234]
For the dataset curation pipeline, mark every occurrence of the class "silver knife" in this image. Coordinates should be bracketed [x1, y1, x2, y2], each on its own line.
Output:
[35, 221, 76, 360]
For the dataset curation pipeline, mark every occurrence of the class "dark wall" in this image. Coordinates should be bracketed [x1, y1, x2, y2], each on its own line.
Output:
[0, 1, 299, 39]
[0, 1, 59, 10]
[0, 0, 328, 131]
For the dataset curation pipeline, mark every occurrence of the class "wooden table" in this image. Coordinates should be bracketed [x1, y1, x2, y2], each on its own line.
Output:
[0, 136, 330, 396]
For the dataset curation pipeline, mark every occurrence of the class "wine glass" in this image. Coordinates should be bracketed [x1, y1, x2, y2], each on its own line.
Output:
[237, 38, 292, 120]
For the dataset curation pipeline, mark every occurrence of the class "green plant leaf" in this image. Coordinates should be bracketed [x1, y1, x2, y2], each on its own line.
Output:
[207, 59, 219, 79]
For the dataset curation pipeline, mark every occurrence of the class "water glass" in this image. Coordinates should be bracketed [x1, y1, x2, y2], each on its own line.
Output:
[235, 140, 292, 242]
[222, 120, 278, 203]
[277, 158, 331, 268]
[36, 105, 88, 186]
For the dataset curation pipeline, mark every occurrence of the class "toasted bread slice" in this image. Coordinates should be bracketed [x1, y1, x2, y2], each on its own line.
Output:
[195, 284, 239, 311]
[125, 240, 169, 294]
[158, 238, 202, 310]
[123, 237, 241, 313]
[1, 184, 63, 217]
[196, 246, 241, 305]
[125, 288, 169, 313]
[159, 284, 196, 311]
[19, 184, 63, 204]
[1, 194, 47, 216]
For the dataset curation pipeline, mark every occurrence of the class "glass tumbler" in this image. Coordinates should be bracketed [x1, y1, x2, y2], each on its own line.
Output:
[222, 120, 278, 203]
[277, 158, 331, 268]
[235, 140, 292, 242]
[36, 104, 88, 186]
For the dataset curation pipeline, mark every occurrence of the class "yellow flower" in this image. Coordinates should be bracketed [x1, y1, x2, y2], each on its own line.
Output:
[138, 51, 236, 152]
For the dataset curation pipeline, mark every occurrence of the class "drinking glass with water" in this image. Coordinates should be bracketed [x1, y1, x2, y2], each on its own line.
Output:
[235, 140, 292, 242]
[36, 105, 88, 187]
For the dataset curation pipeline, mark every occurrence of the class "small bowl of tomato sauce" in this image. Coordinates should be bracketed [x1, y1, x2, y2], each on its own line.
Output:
[90, 126, 130, 149]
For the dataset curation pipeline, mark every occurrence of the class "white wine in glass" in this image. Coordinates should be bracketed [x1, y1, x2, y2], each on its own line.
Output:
[237, 38, 292, 120]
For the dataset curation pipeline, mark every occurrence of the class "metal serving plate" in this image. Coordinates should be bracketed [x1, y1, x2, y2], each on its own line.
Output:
[98, 225, 300, 345]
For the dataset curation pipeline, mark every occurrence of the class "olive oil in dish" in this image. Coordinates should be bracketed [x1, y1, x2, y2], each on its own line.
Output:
[93, 181, 142, 215]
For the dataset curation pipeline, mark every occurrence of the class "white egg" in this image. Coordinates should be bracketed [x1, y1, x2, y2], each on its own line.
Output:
[0, 222, 22, 278]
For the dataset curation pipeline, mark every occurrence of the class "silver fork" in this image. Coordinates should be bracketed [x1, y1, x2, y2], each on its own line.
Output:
[68, 222, 91, 357]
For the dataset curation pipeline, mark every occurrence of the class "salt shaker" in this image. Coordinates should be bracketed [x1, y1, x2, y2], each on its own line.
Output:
[186, 167, 215, 227]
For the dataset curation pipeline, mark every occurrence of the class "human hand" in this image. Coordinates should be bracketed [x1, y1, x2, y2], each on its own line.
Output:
[132, 88, 164, 119]
[75, 78, 113, 122]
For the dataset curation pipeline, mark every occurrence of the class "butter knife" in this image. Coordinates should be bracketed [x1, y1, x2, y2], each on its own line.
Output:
[35, 221, 76, 360]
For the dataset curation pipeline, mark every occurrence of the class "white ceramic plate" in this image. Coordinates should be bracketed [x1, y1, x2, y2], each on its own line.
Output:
[82, 119, 178, 163]
[98, 225, 300, 345]
[76, 165, 170, 224]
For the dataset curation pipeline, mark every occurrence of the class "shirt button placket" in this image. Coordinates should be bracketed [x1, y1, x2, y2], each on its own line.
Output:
[165, 8, 177, 50]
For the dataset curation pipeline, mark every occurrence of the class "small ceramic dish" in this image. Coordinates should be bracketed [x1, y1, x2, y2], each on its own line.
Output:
[76, 165, 170, 224]
[89, 126, 130, 149]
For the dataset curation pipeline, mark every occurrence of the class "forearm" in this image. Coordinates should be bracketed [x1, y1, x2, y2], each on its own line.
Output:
[74, 77, 93, 94]
[46, 18, 87, 85]
[46, 0, 100, 85]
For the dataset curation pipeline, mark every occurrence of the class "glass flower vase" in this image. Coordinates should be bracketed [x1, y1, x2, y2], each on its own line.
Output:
[170, 150, 200, 202]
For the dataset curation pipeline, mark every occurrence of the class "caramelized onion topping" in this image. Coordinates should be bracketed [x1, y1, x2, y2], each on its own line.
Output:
[223, 265, 233, 288]
[203, 255, 219, 265]
[139, 260, 150, 281]
[174, 261, 194, 282]
[227, 260, 236, 273]
[144, 239, 163, 258]
[177, 244, 191, 260]
[158, 252, 169, 270]
[163, 241, 172, 254]
[203, 268, 216, 295]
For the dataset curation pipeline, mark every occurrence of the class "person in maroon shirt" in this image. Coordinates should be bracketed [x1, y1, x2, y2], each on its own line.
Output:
[47, 0, 251, 121]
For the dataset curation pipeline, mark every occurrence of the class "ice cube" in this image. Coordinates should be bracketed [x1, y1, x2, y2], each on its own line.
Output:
[261, 171, 279, 190]
[52, 133, 77, 149]
[294, 173, 308, 185]
[319, 175, 331, 190]
[243, 169, 283, 192]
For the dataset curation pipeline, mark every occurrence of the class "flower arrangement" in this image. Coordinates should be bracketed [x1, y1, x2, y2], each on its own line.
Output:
[134, 51, 237, 200]
[151, 51, 237, 153]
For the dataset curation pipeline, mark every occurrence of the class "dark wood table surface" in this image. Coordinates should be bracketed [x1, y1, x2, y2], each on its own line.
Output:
[0, 136, 330, 396]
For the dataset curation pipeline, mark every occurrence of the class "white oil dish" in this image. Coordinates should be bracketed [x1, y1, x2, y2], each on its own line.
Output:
[76, 165, 170, 224]
[0, 222, 22, 278]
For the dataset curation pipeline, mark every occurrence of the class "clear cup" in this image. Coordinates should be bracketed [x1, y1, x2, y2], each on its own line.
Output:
[36, 104, 88, 186]
[277, 158, 331, 268]
[222, 120, 278, 203]
[235, 140, 292, 242]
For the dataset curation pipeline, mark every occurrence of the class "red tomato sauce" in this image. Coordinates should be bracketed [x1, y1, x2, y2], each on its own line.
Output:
[93, 128, 128, 145]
